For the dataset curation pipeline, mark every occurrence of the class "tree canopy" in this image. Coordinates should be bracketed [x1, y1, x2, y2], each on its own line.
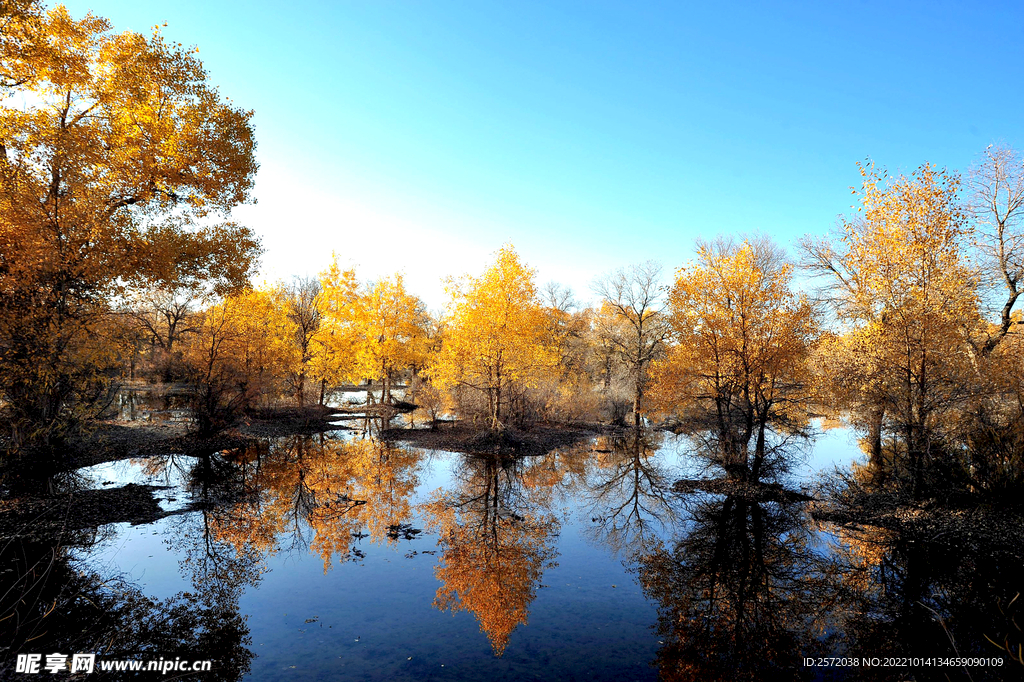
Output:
[430, 245, 556, 430]
[0, 3, 259, 454]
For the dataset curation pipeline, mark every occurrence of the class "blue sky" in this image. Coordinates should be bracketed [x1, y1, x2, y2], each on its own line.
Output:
[61, 0, 1024, 308]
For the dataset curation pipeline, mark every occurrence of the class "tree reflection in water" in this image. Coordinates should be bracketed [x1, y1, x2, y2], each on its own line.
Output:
[637, 483, 1024, 681]
[0, 529, 254, 680]
[12, 426, 1023, 678]
[177, 428, 424, 573]
[579, 429, 678, 556]
[827, 516, 1024, 681]
[636, 493, 834, 681]
[424, 452, 560, 656]
[0, 429, 428, 678]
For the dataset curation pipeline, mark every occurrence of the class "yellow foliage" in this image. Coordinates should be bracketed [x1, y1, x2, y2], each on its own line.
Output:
[804, 163, 984, 489]
[651, 237, 815, 476]
[429, 245, 557, 428]
[843, 163, 977, 325]
[180, 287, 299, 432]
[314, 257, 362, 388]
[315, 261, 428, 402]
[0, 4, 257, 449]
[352, 274, 428, 401]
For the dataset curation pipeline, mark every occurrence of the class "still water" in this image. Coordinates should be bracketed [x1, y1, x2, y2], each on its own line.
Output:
[13, 422, 1022, 680]
[50, 424, 859, 680]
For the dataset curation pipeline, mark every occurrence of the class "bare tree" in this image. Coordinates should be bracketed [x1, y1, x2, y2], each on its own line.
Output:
[284, 277, 323, 406]
[543, 281, 577, 313]
[592, 261, 669, 427]
[967, 144, 1024, 354]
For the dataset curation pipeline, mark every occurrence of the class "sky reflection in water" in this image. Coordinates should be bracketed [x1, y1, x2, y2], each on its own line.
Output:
[74, 428, 698, 680]
[55, 424, 1022, 681]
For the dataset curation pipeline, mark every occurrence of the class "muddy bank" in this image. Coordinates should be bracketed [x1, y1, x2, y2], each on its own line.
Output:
[811, 491, 1024, 547]
[61, 405, 348, 471]
[671, 477, 816, 503]
[383, 421, 612, 456]
[0, 483, 190, 542]
[235, 404, 349, 437]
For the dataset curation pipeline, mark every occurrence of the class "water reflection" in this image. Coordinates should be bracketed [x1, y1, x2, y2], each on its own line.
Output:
[579, 429, 678, 556]
[0, 531, 253, 680]
[116, 386, 191, 423]
[425, 453, 560, 656]
[159, 431, 425, 573]
[16, 422, 1023, 679]
[828, 517, 1024, 681]
[636, 493, 833, 681]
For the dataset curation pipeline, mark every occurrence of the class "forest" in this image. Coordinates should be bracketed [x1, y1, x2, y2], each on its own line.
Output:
[2, 2, 1024, 681]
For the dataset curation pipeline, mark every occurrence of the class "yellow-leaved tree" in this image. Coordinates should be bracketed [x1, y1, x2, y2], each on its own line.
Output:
[312, 257, 362, 401]
[351, 274, 428, 405]
[651, 237, 815, 481]
[429, 245, 555, 430]
[0, 4, 258, 457]
[801, 163, 981, 494]
[180, 287, 299, 435]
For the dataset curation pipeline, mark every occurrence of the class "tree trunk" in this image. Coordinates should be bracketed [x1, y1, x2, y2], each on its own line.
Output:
[867, 402, 885, 485]
[751, 421, 766, 481]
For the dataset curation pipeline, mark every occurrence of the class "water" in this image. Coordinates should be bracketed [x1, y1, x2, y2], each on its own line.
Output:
[9, 422, 1021, 680]
[63, 429, 699, 680]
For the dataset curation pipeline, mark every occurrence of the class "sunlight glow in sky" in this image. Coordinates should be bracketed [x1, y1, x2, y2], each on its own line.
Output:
[61, 0, 1024, 309]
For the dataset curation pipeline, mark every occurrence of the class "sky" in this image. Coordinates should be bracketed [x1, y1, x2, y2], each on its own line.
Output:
[59, 0, 1024, 309]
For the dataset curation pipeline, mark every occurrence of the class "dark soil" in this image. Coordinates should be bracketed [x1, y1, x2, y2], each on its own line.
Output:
[237, 404, 349, 437]
[383, 421, 610, 456]
[332, 402, 416, 417]
[0, 483, 191, 542]
[811, 489, 1024, 548]
[672, 477, 817, 503]
[62, 405, 350, 471]
[64, 421, 251, 470]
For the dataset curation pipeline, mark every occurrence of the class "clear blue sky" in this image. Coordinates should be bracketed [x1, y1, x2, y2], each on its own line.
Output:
[61, 0, 1024, 308]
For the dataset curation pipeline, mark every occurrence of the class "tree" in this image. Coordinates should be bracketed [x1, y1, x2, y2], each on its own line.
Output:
[801, 163, 981, 495]
[430, 245, 555, 430]
[0, 5, 258, 454]
[593, 261, 669, 427]
[967, 144, 1024, 353]
[123, 221, 262, 380]
[652, 237, 815, 481]
[282, 277, 323, 406]
[312, 257, 361, 403]
[351, 274, 427, 405]
[180, 288, 299, 435]
[535, 283, 602, 422]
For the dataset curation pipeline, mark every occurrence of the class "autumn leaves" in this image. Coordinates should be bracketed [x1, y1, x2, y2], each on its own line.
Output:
[431, 246, 556, 430]
[652, 238, 815, 482]
[652, 157, 1024, 497]
[0, 4, 259, 455]
[3, 3, 1023, 509]
[805, 160, 1024, 498]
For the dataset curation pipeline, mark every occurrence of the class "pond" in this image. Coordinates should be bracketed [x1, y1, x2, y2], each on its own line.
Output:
[4, 419, 1022, 681]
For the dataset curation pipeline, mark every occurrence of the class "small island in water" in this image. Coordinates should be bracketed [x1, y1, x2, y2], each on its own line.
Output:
[2, 2, 1024, 680]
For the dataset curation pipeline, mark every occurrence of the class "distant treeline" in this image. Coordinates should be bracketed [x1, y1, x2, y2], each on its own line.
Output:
[2, 3, 1024, 503]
